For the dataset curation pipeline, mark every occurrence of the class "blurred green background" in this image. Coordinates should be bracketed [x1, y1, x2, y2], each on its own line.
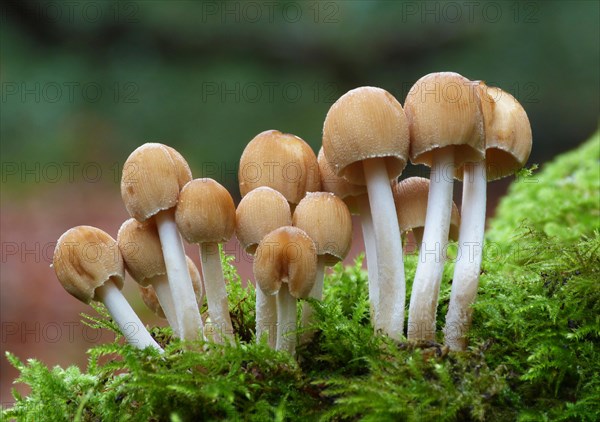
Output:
[1, 0, 599, 406]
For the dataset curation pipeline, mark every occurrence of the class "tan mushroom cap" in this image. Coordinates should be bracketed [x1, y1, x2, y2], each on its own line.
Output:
[292, 192, 353, 265]
[121, 143, 192, 222]
[117, 218, 165, 287]
[392, 177, 460, 241]
[238, 130, 321, 205]
[477, 85, 532, 181]
[317, 147, 366, 214]
[236, 187, 292, 255]
[322, 86, 410, 185]
[175, 178, 236, 245]
[139, 256, 203, 319]
[53, 226, 125, 304]
[404, 72, 485, 168]
[253, 226, 317, 299]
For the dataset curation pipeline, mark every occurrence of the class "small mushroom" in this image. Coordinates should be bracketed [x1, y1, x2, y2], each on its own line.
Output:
[235, 187, 292, 347]
[391, 177, 460, 248]
[121, 143, 202, 341]
[176, 178, 236, 342]
[53, 226, 162, 352]
[254, 226, 317, 354]
[444, 85, 532, 351]
[404, 72, 485, 341]
[292, 192, 352, 341]
[323, 86, 409, 340]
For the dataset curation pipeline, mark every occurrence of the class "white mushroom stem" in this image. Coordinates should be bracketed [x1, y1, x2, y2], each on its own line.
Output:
[444, 160, 487, 350]
[200, 242, 234, 341]
[408, 148, 454, 341]
[155, 210, 203, 340]
[276, 282, 297, 354]
[95, 279, 163, 353]
[357, 194, 379, 319]
[299, 255, 327, 344]
[362, 158, 405, 340]
[151, 275, 179, 336]
[255, 286, 277, 347]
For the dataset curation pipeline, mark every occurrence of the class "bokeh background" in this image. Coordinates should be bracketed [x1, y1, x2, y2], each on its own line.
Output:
[1, 0, 598, 406]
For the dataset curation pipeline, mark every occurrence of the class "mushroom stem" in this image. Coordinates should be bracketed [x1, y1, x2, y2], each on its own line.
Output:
[408, 148, 454, 341]
[255, 286, 277, 347]
[95, 279, 163, 352]
[362, 157, 405, 340]
[276, 282, 297, 354]
[155, 210, 203, 340]
[444, 160, 487, 350]
[152, 275, 179, 335]
[200, 242, 234, 341]
[299, 255, 327, 344]
[357, 194, 378, 319]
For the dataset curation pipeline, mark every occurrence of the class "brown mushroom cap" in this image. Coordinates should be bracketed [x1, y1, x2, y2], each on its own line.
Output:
[322, 86, 410, 185]
[53, 226, 125, 304]
[478, 85, 532, 181]
[404, 72, 485, 168]
[253, 226, 317, 299]
[117, 218, 165, 287]
[139, 256, 203, 319]
[121, 143, 192, 222]
[175, 178, 236, 245]
[292, 192, 353, 265]
[317, 147, 366, 210]
[238, 130, 320, 205]
[235, 187, 292, 255]
[392, 177, 461, 241]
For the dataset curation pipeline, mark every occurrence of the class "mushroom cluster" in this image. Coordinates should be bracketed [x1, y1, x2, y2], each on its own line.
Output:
[52, 72, 531, 355]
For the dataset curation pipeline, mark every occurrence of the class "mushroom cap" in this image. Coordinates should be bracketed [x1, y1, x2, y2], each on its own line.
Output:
[235, 187, 292, 255]
[404, 72, 485, 168]
[53, 226, 125, 304]
[117, 218, 166, 287]
[121, 143, 192, 222]
[253, 226, 317, 299]
[292, 192, 353, 265]
[392, 177, 461, 241]
[322, 86, 410, 185]
[139, 256, 204, 319]
[175, 178, 236, 244]
[475, 85, 532, 181]
[238, 130, 321, 205]
[317, 147, 367, 208]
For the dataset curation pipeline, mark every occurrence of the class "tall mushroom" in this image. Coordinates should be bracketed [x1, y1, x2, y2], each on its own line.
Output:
[292, 192, 352, 339]
[317, 148, 379, 314]
[235, 187, 292, 347]
[392, 177, 460, 249]
[444, 85, 532, 350]
[323, 86, 409, 340]
[404, 72, 484, 341]
[176, 178, 236, 341]
[121, 143, 202, 341]
[254, 226, 317, 354]
[53, 226, 162, 352]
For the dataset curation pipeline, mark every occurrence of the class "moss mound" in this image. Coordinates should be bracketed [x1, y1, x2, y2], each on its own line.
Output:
[4, 134, 599, 421]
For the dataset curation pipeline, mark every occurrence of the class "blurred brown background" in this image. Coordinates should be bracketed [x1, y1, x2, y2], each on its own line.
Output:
[1, 0, 599, 406]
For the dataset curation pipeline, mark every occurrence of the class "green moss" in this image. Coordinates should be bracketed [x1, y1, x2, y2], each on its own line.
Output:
[4, 134, 599, 421]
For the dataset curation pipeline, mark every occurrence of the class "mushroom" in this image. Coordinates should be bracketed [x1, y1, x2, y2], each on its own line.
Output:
[317, 148, 379, 314]
[444, 85, 532, 351]
[403, 72, 484, 341]
[53, 226, 162, 352]
[121, 143, 202, 341]
[238, 130, 320, 211]
[292, 192, 352, 340]
[235, 187, 292, 347]
[322, 86, 409, 340]
[391, 177, 461, 249]
[175, 178, 236, 342]
[253, 226, 317, 354]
